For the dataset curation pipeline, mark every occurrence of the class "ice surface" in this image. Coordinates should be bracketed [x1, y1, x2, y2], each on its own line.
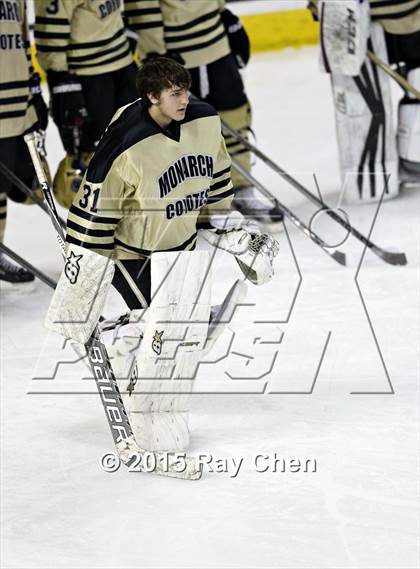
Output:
[1, 47, 419, 569]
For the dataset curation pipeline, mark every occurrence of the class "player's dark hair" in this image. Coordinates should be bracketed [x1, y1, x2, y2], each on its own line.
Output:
[136, 56, 191, 106]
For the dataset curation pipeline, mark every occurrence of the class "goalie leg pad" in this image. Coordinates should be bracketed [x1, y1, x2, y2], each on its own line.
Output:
[331, 23, 399, 203]
[319, 0, 370, 76]
[45, 244, 115, 344]
[127, 251, 212, 453]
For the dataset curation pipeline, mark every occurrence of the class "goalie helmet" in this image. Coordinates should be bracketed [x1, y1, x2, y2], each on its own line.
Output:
[7, 155, 51, 205]
[53, 153, 90, 209]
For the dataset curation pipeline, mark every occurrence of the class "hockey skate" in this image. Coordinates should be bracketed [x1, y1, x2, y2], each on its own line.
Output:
[0, 253, 35, 291]
[232, 186, 284, 233]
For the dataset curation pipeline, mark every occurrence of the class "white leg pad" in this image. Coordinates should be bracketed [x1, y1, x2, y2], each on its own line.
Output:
[331, 23, 399, 203]
[126, 251, 211, 452]
[45, 244, 115, 344]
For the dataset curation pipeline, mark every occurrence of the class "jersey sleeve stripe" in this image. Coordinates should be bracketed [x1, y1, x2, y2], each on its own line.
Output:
[124, 7, 161, 17]
[0, 80, 29, 91]
[69, 46, 131, 70]
[66, 219, 116, 237]
[69, 204, 121, 225]
[206, 187, 234, 204]
[36, 45, 68, 53]
[164, 9, 219, 32]
[34, 31, 70, 40]
[166, 30, 226, 54]
[209, 177, 231, 193]
[35, 17, 69, 25]
[66, 235, 115, 250]
[0, 95, 28, 106]
[213, 166, 231, 179]
[67, 39, 128, 63]
[68, 27, 125, 50]
[371, 3, 420, 18]
[165, 18, 222, 42]
[0, 110, 27, 120]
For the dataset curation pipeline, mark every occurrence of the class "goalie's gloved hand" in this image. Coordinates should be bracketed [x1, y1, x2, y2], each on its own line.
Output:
[200, 211, 279, 285]
[29, 72, 48, 131]
[47, 70, 88, 129]
[220, 8, 250, 68]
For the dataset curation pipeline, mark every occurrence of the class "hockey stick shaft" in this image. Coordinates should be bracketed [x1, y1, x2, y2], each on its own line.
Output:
[0, 242, 56, 289]
[367, 50, 420, 101]
[0, 160, 67, 229]
[23, 134, 138, 458]
[24, 133, 201, 479]
[24, 134, 67, 257]
[223, 121, 407, 266]
[231, 157, 346, 266]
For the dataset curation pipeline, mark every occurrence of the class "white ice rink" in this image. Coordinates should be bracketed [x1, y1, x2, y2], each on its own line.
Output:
[1, 47, 419, 569]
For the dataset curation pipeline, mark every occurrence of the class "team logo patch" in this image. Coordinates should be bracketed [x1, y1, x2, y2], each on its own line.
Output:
[152, 330, 164, 355]
[64, 251, 83, 284]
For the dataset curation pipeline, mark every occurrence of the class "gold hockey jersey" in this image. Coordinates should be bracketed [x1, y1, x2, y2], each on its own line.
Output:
[0, 0, 37, 138]
[34, 0, 133, 76]
[370, 0, 420, 34]
[125, 0, 230, 68]
[66, 97, 233, 259]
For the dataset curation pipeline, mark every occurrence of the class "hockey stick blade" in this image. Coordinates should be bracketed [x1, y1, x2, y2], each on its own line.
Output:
[331, 250, 347, 266]
[370, 245, 407, 266]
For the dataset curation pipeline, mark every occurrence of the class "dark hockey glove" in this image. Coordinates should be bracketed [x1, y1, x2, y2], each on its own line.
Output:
[220, 9, 250, 69]
[29, 72, 48, 131]
[47, 71, 88, 153]
[47, 70, 87, 127]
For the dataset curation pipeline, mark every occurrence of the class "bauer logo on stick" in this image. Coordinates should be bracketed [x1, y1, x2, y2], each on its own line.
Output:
[152, 330, 164, 355]
[64, 251, 83, 284]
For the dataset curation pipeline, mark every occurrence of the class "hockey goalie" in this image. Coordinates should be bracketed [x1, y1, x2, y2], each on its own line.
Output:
[309, 0, 420, 202]
[43, 56, 279, 464]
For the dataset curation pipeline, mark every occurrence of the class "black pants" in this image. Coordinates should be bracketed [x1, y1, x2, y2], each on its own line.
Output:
[0, 136, 36, 202]
[189, 53, 248, 111]
[112, 258, 152, 310]
[385, 30, 420, 71]
[77, 63, 138, 151]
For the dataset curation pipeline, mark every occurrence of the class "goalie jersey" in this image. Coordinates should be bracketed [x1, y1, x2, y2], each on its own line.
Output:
[66, 97, 233, 259]
[0, 0, 37, 138]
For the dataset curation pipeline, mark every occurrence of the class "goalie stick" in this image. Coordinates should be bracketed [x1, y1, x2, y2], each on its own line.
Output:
[223, 120, 407, 266]
[0, 242, 57, 289]
[231, 157, 346, 266]
[24, 132, 202, 481]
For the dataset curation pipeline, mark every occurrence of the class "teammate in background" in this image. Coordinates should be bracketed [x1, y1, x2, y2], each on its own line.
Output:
[308, 0, 420, 202]
[125, 0, 284, 230]
[0, 0, 49, 286]
[64, 56, 277, 308]
[34, 0, 162, 209]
